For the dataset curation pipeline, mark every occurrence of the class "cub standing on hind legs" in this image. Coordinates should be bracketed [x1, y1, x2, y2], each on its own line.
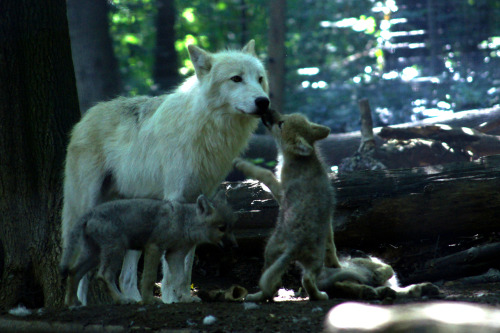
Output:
[234, 109, 341, 301]
[62, 40, 270, 304]
[60, 194, 237, 307]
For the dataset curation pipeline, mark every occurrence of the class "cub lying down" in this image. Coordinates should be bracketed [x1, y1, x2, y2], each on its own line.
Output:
[59, 194, 236, 306]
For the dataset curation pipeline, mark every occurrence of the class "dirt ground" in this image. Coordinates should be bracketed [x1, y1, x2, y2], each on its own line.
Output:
[2, 249, 500, 332]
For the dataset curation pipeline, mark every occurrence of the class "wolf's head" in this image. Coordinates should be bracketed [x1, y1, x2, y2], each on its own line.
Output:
[187, 40, 270, 117]
[195, 193, 238, 247]
[262, 109, 330, 157]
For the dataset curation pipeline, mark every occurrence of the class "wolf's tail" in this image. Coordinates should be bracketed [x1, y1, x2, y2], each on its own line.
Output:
[259, 250, 293, 299]
[59, 219, 86, 278]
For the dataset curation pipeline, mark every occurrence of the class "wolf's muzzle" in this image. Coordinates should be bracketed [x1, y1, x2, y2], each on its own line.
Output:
[254, 97, 270, 115]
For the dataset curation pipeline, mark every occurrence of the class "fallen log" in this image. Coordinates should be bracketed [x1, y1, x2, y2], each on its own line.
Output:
[225, 154, 500, 257]
[403, 242, 500, 284]
[244, 106, 500, 167]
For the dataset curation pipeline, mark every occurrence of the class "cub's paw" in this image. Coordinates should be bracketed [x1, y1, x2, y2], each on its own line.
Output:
[245, 291, 267, 302]
[310, 291, 329, 301]
[232, 158, 245, 169]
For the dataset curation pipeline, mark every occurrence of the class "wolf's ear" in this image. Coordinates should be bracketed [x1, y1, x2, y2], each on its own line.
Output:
[196, 194, 214, 216]
[291, 136, 313, 156]
[188, 44, 213, 78]
[242, 39, 256, 56]
[212, 190, 227, 203]
[311, 123, 330, 141]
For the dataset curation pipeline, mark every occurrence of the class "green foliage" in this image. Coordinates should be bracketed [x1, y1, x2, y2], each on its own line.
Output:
[107, 0, 500, 132]
[174, 0, 268, 76]
[109, 0, 156, 96]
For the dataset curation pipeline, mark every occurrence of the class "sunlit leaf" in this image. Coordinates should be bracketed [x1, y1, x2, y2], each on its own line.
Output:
[182, 8, 195, 23]
[216, 2, 227, 11]
[123, 34, 140, 45]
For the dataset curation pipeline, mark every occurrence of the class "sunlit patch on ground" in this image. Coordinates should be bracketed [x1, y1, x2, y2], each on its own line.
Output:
[273, 288, 308, 302]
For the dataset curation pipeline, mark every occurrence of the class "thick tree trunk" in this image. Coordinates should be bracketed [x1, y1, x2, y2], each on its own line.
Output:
[0, 0, 80, 309]
[153, 0, 180, 93]
[67, 0, 122, 113]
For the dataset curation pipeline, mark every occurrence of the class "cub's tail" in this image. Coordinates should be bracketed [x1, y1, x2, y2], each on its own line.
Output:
[259, 250, 293, 299]
[59, 219, 86, 278]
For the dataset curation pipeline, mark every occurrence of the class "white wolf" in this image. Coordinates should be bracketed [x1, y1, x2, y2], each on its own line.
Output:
[62, 40, 270, 304]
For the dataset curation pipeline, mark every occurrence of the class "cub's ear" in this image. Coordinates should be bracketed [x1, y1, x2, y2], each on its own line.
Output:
[188, 44, 213, 78]
[291, 136, 313, 156]
[242, 39, 256, 56]
[311, 123, 330, 141]
[196, 194, 214, 216]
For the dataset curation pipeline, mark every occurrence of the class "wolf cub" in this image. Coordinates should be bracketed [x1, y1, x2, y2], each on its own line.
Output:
[59, 194, 236, 306]
[234, 110, 340, 301]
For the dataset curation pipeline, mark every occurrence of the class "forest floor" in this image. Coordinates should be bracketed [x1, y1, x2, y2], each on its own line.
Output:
[2, 250, 500, 332]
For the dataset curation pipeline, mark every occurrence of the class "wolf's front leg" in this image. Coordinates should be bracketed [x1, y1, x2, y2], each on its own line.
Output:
[119, 250, 143, 302]
[233, 158, 282, 203]
[162, 247, 199, 303]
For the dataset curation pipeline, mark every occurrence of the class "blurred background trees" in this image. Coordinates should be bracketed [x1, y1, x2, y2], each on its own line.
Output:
[72, 0, 500, 131]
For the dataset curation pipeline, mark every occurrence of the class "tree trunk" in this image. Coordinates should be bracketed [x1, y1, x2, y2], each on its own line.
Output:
[153, 0, 180, 93]
[267, 0, 286, 112]
[67, 0, 122, 113]
[0, 0, 80, 309]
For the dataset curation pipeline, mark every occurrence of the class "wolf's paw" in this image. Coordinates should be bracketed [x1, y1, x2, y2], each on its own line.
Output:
[178, 294, 201, 303]
[117, 297, 137, 305]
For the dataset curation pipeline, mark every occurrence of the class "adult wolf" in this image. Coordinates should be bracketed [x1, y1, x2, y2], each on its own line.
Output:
[62, 40, 270, 304]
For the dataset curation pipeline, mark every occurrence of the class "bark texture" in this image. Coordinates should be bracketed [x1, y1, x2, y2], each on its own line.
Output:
[67, 0, 122, 113]
[0, 0, 80, 309]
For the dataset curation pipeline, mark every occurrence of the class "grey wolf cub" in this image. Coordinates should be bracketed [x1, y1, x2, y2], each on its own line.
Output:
[234, 109, 340, 301]
[62, 40, 270, 304]
[59, 194, 237, 306]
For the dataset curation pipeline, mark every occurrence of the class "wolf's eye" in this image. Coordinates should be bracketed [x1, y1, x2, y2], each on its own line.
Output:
[231, 76, 243, 83]
[218, 224, 227, 232]
[278, 121, 284, 129]
[258, 76, 263, 84]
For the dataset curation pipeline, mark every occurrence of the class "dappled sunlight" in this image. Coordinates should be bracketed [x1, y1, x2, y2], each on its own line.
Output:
[326, 302, 500, 331]
[327, 302, 392, 330]
[273, 288, 308, 302]
[421, 303, 489, 325]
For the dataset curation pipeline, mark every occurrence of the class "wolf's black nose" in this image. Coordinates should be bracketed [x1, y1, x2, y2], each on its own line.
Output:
[255, 97, 270, 112]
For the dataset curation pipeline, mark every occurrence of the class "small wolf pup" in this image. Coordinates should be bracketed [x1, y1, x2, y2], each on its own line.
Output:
[59, 194, 237, 306]
[234, 109, 340, 301]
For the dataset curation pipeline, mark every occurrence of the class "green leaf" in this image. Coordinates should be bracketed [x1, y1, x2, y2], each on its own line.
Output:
[123, 34, 140, 45]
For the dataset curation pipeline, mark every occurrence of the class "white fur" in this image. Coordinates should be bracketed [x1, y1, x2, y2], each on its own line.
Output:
[62, 40, 269, 304]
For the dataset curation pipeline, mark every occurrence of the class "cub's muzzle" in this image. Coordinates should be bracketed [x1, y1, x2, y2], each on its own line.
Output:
[261, 108, 281, 129]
